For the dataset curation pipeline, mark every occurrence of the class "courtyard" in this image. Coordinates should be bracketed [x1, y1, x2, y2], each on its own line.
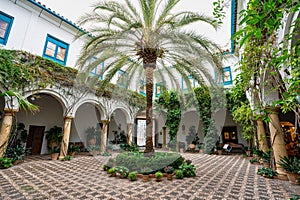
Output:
[0, 152, 299, 200]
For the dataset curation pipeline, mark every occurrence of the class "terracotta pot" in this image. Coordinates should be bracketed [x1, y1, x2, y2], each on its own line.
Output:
[217, 150, 222, 155]
[13, 160, 21, 165]
[287, 173, 300, 185]
[69, 152, 75, 157]
[246, 150, 251, 157]
[143, 175, 149, 182]
[167, 174, 173, 181]
[137, 174, 143, 179]
[199, 149, 204, 153]
[51, 153, 59, 160]
[163, 173, 168, 177]
[149, 174, 155, 178]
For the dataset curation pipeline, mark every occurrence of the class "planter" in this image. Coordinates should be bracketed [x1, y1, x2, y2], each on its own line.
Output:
[69, 152, 76, 157]
[51, 153, 59, 160]
[179, 148, 184, 153]
[246, 150, 251, 157]
[143, 175, 149, 182]
[13, 160, 22, 165]
[137, 174, 143, 179]
[217, 150, 222, 155]
[199, 149, 204, 153]
[287, 173, 300, 185]
[167, 174, 173, 181]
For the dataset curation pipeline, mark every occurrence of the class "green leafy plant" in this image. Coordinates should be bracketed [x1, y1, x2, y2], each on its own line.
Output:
[5, 144, 26, 162]
[102, 151, 112, 156]
[175, 170, 184, 179]
[128, 172, 137, 181]
[45, 126, 63, 149]
[250, 158, 259, 164]
[61, 155, 72, 161]
[50, 147, 60, 154]
[102, 164, 111, 171]
[115, 166, 129, 177]
[277, 156, 300, 174]
[108, 167, 116, 176]
[0, 158, 13, 169]
[179, 162, 196, 177]
[257, 167, 278, 178]
[155, 171, 163, 180]
[155, 90, 181, 142]
[120, 143, 139, 152]
[68, 144, 80, 153]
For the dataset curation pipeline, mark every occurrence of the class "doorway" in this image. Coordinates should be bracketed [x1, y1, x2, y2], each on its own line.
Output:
[26, 125, 45, 155]
[222, 126, 238, 144]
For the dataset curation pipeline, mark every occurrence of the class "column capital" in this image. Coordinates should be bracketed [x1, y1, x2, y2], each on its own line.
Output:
[265, 105, 281, 114]
[3, 108, 18, 115]
[64, 116, 74, 120]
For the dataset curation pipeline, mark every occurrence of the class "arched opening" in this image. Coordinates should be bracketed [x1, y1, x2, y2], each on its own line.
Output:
[17, 93, 64, 155]
[108, 108, 128, 145]
[71, 102, 102, 149]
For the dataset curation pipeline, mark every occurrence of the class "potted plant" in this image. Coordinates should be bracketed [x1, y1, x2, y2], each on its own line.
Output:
[86, 127, 100, 146]
[68, 144, 80, 156]
[5, 144, 26, 164]
[108, 167, 116, 177]
[45, 126, 63, 149]
[175, 170, 184, 179]
[155, 171, 163, 182]
[116, 166, 129, 178]
[102, 164, 111, 171]
[61, 155, 72, 161]
[250, 158, 260, 165]
[216, 145, 223, 155]
[50, 147, 60, 160]
[0, 158, 13, 169]
[257, 167, 278, 178]
[128, 172, 137, 181]
[277, 156, 300, 185]
[164, 166, 174, 180]
[198, 143, 204, 153]
[87, 145, 100, 156]
[261, 151, 271, 167]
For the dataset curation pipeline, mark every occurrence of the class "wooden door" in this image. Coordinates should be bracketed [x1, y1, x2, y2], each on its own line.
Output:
[222, 126, 238, 144]
[27, 125, 45, 155]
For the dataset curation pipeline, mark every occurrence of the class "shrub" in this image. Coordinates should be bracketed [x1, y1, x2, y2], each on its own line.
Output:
[257, 167, 278, 178]
[120, 144, 139, 152]
[277, 156, 300, 174]
[179, 162, 196, 177]
[115, 166, 129, 177]
[61, 155, 72, 161]
[175, 170, 184, 179]
[128, 172, 137, 181]
[108, 168, 116, 176]
[102, 164, 110, 171]
[250, 158, 259, 164]
[0, 158, 13, 169]
[113, 152, 184, 174]
[155, 171, 163, 179]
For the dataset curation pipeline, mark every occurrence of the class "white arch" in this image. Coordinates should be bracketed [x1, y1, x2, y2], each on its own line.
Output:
[24, 89, 68, 113]
[72, 98, 105, 118]
[111, 106, 132, 123]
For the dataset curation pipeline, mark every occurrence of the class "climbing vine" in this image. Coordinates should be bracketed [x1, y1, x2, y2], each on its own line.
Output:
[156, 90, 181, 142]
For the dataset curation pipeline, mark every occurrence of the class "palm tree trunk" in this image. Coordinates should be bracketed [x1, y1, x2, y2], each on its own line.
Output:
[144, 62, 155, 154]
[0, 109, 16, 158]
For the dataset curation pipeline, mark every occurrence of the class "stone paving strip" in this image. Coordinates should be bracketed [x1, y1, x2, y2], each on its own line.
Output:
[0, 152, 299, 200]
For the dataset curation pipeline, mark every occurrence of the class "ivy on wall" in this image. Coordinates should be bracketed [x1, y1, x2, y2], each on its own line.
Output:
[0, 49, 146, 109]
[156, 90, 181, 142]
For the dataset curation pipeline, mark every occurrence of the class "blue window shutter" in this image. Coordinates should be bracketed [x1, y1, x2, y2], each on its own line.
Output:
[42, 34, 69, 65]
[0, 11, 14, 45]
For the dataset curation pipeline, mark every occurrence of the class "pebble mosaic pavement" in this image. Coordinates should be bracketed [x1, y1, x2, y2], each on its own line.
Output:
[0, 152, 299, 200]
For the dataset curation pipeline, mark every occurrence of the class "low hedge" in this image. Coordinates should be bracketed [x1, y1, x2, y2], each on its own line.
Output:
[112, 152, 184, 175]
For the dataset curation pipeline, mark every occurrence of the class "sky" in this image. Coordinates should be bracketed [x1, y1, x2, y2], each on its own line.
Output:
[37, 0, 233, 50]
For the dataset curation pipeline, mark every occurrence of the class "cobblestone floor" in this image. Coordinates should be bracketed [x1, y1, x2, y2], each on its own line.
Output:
[0, 152, 299, 200]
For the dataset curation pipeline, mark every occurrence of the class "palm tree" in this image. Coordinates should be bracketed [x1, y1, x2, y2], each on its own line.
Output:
[76, 0, 222, 154]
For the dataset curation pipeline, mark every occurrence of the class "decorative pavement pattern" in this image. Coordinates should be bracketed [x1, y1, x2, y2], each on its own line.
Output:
[0, 152, 299, 200]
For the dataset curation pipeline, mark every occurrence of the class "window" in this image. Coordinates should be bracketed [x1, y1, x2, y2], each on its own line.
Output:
[0, 11, 14, 45]
[89, 58, 104, 80]
[43, 34, 69, 65]
[139, 80, 146, 96]
[222, 66, 232, 85]
[155, 82, 163, 97]
[182, 75, 197, 91]
[117, 70, 127, 87]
